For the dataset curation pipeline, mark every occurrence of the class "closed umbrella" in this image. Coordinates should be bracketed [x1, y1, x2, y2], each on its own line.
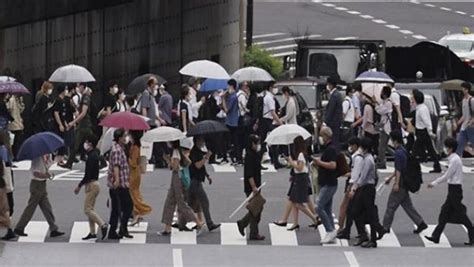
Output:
[17, 132, 64, 161]
[231, 67, 274, 82]
[200, 78, 228, 92]
[126, 73, 166, 95]
[0, 81, 30, 94]
[179, 60, 230, 79]
[141, 126, 185, 143]
[0, 76, 15, 82]
[49, 64, 96, 83]
[186, 120, 229, 137]
[355, 70, 394, 83]
[265, 124, 311, 145]
[99, 111, 150, 130]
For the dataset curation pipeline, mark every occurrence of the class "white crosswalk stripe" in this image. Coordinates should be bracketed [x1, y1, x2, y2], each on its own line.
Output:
[220, 223, 247, 245]
[121, 223, 148, 244]
[418, 224, 451, 248]
[269, 223, 298, 246]
[18, 221, 49, 243]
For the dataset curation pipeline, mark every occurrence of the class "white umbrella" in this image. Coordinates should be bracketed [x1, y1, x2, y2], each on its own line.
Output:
[99, 127, 116, 155]
[231, 66, 274, 82]
[265, 124, 311, 145]
[49, 64, 96, 83]
[179, 60, 230, 79]
[0, 76, 15, 82]
[141, 126, 186, 143]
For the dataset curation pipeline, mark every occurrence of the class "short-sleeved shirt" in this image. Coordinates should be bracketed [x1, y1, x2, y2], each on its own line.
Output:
[107, 142, 130, 188]
[158, 92, 173, 125]
[390, 90, 400, 107]
[263, 92, 275, 120]
[189, 147, 207, 182]
[52, 97, 68, 126]
[225, 92, 239, 127]
[31, 156, 52, 181]
[179, 100, 193, 130]
[104, 93, 116, 111]
[318, 143, 338, 187]
[461, 97, 474, 130]
[342, 96, 355, 123]
[244, 148, 262, 194]
[293, 153, 308, 174]
[394, 146, 407, 188]
[78, 94, 92, 128]
[141, 90, 157, 126]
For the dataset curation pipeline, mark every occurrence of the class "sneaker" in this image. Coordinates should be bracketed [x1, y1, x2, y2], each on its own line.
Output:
[100, 224, 109, 240]
[237, 221, 245, 237]
[195, 226, 204, 236]
[321, 230, 337, 244]
[14, 229, 27, 237]
[157, 231, 171, 236]
[208, 223, 221, 232]
[50, 230, 65, 238]
[249, 234, 265, 241]
[82, 233, 97, 240]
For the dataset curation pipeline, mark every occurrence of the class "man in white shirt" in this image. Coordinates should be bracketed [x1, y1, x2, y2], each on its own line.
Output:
[260, 82, 283, 168]
[425, 138, 473, 246]
[188, 77, 205, 121]
[412, 89, 441, 173]
[237, 81, 251, 156]
[455, 82, 474, 156]
[374, 86, 393, 169]
[390, 87, 404, 131]
[341, 87, 356, 144]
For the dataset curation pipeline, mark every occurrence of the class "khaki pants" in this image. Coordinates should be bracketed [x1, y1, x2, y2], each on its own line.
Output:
[16, 180, 58, 232]
[84, 181, 105, 234]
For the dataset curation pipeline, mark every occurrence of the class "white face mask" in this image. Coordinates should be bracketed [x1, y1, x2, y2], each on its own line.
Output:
[256, 144, 262, 152]
[319, 136, 325, 145]
[272, 88, 279, 95]
[196, 84, 201, 91]
[201, 144, 208, 153]
[443, 148, 449, 155]
[388, 139, 394, 147]
[120, 94, 126, 101]
[64, 90, 69, 96]
[124, 136, 130, 144]
[152, 90, 158, 97]
[153, 85, 159, 91]
[47, 89, 53, 95]
[83, 143, 91, 151]
[348, 146, 354, 154]
[326, 85, 332, 91]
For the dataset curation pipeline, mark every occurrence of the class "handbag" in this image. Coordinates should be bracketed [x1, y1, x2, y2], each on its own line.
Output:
[246, 193, 266, 217]
[238, 114, 253, 127]
[180, 167, 191, 190]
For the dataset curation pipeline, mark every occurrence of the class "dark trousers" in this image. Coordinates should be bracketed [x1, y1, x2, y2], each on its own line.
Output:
[7, 192, 13, 216]
[11, 130, 24, 161]
[228, 125, 242, 162]
[432, 185, 474, 242]
[353, 184, 384, 242]
[414, 129, 440, 170]
[237, 123, 250, 161]
[188, 180, 214, 226]
[238, 192, 262, 237]
[66, 127, 94, 165]
[108, 188, 132, 235]
[364, 131, 379, 156]
[260, 118, 278, 165]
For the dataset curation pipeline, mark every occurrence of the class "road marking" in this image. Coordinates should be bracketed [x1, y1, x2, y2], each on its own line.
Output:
[246, 33, 286, 40]
[269, 223, 298, 246]
[385, 24, 400, 30]
[69, 222, 95, 243]
[171, 227, 197, 245]
[18, 221, 49, 243]
[334, 7, 348, 11]
[419, 224, 451, 248]
[364, 226, 401, 247]
[220, 223, 247, 245]
[321, 3, 335, 7]
[360, 15, 374, 19]
[346, 10, 361, 15]
[344, 251, 359, 267]
[211, 163, 236, 173]
[266, 44, 297, 51]
[121, 222, 148, 244]
[256, 34, 322, 46]
[471, 15, 474, 18]
[272, 51, 297, 58]
[456, 11, 467, 15]
[372, 19, 387, 24]
[440, 7, 451, 11]
[334, 37, 358, 41]
[173, 248, 183, 267]
[412, 35, 427, 40]
[399, 30, 414, 35]
[425, 4, 436, 8]
[378, 166, 395, 174]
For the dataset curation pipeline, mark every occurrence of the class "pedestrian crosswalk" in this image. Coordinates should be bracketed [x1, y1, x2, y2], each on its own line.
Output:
[8, 221, 470, 248]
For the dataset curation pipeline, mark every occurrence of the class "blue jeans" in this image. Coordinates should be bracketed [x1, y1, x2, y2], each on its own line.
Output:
[316, 185, 338, 232]
[456, 127, 474, 156]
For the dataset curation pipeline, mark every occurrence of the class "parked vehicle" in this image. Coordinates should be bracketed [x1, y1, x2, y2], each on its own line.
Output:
[439, 28, 474, 68]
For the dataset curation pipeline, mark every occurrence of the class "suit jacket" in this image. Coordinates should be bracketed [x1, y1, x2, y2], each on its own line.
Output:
[324, 90, 343, 128]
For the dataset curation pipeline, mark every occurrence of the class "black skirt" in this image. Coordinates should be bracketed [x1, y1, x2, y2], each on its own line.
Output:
[287, 173, 310, 203]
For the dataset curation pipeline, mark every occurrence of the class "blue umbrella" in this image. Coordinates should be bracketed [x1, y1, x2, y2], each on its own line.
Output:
[355, 71, 394, 83]
[200, 78, 228, 92]
[17, 132, 64, 161]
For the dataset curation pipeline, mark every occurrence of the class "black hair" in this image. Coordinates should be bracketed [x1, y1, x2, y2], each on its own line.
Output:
[444, 137, 458, 152]
[248, 134, 260, 149]
[56, 86, 66, 94]
[327, 77, 337, 87]
[381, 86, 392, 99]
[461, 81, 472, 92]
[389, 130, 403, 144]
[129, 130, 143, 147]
[348, 137, 360, 146]
[292, 136, 307, 159]
[281, 86, 294, 96]
[113, 128, 126, 142]
[412, 89, 424, 104]
[108, 80, 118, 89]
[345, 85, 353, 96]
[84, 134, 99, 148]
[267, 81, 276, 90]
[353, 82, 362, 92]
[360, 137, 373, 151]
[180, 84, 190, 100]
[227, 79, 237, 89]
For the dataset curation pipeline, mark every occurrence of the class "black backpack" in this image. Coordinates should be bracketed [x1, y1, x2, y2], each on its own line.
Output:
[402, 150, 423, 193]
[246, 92, 264, 119]
[398, 93, 411, 118]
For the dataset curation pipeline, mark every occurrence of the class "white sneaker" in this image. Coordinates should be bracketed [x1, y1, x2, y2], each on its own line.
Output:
[321, 231, 337, 244]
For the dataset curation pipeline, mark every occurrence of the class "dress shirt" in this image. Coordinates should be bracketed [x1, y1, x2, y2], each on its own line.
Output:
[352, 152, 376, 189]
[415, 104, 432, 132]
[431, 153, 463, 186]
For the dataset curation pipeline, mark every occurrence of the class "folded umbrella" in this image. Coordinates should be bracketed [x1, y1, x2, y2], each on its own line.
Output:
[141, 126, 186, 143]
[0, 81, 30, 94]
[200, 78, 229, 92]
[17, 132, 64, 161]
[99, 111, 150, 130]
[126, 73, 166, 95]
[265, 124, 311, 145]
[179, 60, 230, 79]
[49, 64, 96, 83]
[186, 120, 229, 137]
[99, 127, 116, 155]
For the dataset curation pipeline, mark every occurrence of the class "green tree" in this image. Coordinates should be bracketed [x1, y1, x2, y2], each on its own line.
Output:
[243, 45, 283, 79]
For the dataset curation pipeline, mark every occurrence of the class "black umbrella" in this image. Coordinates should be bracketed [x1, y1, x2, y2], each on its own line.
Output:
[186, 120, 229, 137]
[126, 73, 166, 95]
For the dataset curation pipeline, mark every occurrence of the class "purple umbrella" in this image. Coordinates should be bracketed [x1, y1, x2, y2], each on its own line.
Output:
[0, 81, 30, 94]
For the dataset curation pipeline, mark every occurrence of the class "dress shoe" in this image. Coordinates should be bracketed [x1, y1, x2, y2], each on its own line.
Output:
[249, 234, 265, 241]
[208, 223, 221, 232]
[260, 165, 268, 170]
[464, 240, 474, 246]
[82, 233, 97, 240]
[273, 221, 287, 227]
[14, 229, 27, 237]
[336, 231, 350, 240]
[287, 224, 300, 231]
[274, 163, 285, 170]
[157, 231, 171, 236]
[424, 236, 440, 244]
[237, 220, 245, 237]
[58, 162, 72, 170]
[100, 224, 109, 240]
[107, 232, 122, 239]
[377, 228, 388, 240]
[413, 222, 428, 234]
[119, 232, 133, 239]
[429, 168, 442, 173]
[179, 226, 193, 232]
[361, 241, 377, 248]
[353, 237, 369, 246]
[1, 229, 16, 240]
[50, 230, 65, 238]
[171, 223, 179, 229]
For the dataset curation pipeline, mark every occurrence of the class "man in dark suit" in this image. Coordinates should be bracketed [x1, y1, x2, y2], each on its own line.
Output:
[324, 77, 343, 150]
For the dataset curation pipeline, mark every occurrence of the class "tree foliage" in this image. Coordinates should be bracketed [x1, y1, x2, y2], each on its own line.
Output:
[243, 45, 283, 79]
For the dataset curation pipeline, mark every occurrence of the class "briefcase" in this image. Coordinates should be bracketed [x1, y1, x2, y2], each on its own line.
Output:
[246, 193, 266, 217]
